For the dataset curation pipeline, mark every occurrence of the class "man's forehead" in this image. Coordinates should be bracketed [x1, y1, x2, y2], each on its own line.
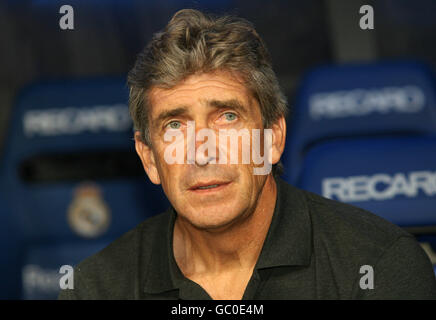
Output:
[148, 71, 254, 110]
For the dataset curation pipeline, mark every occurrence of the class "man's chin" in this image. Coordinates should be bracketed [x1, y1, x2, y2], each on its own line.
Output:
[180, 209, 244, 232]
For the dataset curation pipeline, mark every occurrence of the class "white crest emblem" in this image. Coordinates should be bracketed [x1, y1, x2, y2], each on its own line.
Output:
[67, 183, 110, 238]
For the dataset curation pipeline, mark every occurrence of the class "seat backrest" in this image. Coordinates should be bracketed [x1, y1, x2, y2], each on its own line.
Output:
[282, 61, 436, 184]
[0, 77, 169, 299]
[298, 136, 436, 231]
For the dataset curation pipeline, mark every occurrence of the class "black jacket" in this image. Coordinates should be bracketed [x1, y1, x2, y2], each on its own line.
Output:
[59, 178, 436, 299]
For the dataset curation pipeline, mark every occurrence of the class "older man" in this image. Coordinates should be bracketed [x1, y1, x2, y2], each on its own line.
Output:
[59, 9, 436, 300]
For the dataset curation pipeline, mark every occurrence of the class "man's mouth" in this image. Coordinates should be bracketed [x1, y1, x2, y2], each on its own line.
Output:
[197, 184, 219, 190]
[189, 181, 231, 192]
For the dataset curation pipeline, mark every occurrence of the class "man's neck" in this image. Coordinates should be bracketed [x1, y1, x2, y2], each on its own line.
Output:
[173, 175, 278, 278]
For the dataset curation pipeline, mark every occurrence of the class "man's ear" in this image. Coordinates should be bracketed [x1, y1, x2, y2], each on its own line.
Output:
[270, 116, 286, 165]
[134, 132, 161, 185]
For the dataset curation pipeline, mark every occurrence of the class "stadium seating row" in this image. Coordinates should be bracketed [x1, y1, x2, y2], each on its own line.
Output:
[0, 78, 169, 299]
[0, 61, 435, 299]
[282, 61, 436, 276]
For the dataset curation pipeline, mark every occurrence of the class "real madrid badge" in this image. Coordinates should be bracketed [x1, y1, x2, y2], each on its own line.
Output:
[68, 183, 111, 238]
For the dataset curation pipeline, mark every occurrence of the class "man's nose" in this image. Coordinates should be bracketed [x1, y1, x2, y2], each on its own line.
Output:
[192, 122, 218, 166]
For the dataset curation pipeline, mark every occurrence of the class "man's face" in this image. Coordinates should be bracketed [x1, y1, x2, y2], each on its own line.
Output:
[135, 70, 285, 230]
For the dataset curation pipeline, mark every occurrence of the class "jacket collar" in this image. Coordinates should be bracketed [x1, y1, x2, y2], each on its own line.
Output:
[254, 178, 312, 269]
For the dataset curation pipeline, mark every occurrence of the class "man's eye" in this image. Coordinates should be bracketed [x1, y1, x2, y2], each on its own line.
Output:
[223, 112, 237, 121]
[167, 121, 182, 129]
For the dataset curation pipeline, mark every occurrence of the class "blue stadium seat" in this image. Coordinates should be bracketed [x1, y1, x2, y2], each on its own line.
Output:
[298, 135, 436, 274]
[282, 61, 436, 184]
[0, 77, 169, 299]
[298, 137, 436, 231]
[281, 61, 436, 275]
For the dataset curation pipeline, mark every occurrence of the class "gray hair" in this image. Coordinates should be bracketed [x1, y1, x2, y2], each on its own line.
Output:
[127, 9, 288, 175]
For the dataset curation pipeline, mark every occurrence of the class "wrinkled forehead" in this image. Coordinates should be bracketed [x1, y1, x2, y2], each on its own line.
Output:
[147, 70, 258, 114]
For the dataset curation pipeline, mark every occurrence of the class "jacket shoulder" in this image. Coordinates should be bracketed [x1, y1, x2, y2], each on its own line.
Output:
[302, 188, 412, 243]
[302, 190, 436, 299]
[299, 187, 421, 297]
[58, 211, 170, 300]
